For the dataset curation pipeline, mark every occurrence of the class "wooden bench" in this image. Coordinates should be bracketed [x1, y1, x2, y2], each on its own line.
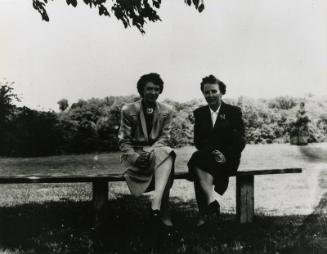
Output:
[0, 167, 302, 226]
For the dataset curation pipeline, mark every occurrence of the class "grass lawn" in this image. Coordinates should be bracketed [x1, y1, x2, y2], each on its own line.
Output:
[0, 143, 327, 254]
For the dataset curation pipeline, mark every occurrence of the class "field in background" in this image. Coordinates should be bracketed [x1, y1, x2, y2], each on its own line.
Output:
[0, 143, 326, 253]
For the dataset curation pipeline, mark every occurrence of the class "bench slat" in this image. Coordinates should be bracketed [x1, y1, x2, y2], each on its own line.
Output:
[0, 174, 125, 183]
[0, 168, 302, 184]
[235, 168, 302, 176]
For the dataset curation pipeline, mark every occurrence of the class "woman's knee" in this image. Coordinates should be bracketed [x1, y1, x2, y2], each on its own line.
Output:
[165, 154, 174, 165]
[155, 155, 174, 172]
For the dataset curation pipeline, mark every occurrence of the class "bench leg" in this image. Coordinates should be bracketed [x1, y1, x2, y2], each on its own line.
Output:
[236, 175, 254, 224]
[92, 181, 108, 249]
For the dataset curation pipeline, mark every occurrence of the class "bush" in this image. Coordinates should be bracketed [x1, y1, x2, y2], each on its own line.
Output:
[1, 94, 327, 157]
[1, 107, 61, 156]
[268, 96, 297, 110]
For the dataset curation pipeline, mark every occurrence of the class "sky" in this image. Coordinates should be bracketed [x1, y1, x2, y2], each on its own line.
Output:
[0, 0, 326, 111]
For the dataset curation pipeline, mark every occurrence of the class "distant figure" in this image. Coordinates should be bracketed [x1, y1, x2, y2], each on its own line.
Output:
[290, 102, 310, 145]
[188, 75, 246, 227]
[118, 73, 175, 234]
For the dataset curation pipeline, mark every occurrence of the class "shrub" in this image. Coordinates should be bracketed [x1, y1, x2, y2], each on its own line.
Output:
[1, 94, 326, 156]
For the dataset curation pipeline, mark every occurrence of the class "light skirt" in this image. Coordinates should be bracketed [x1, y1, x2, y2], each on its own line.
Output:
[121, 146, 175, 196]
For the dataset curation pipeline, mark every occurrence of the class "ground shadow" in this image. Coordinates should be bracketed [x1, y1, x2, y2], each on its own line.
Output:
[279, 170, 327, 254]
[0, 194, 322, 254]
[297, 145, 327, 163]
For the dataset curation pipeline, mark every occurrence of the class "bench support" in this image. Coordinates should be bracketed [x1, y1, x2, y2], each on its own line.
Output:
[90, 181, 109, 252]
[92, 181, 108, 231]
[236, 175, 254, 224]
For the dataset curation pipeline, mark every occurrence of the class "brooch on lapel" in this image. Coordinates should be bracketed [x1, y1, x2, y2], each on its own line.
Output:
[219, 114, 226, 120]
[146, 108, 154, 114]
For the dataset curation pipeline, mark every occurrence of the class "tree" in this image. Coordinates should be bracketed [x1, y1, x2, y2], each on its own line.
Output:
[57, 98, 69, 111]
[6, 107, 62, 156]
[32, 0, 205, 33]
[0, 79, 20, 125]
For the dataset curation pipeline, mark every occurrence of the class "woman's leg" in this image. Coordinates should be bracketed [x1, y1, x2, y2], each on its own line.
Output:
[193, 167, 215, 225]
[152, 155, 173, 225]
[159, 175, 173, 226]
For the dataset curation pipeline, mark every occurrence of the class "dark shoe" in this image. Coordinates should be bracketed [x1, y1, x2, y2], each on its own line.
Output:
[150, 209, 161, 222]
[206, 200, 220, 218]
[147, 209, 161, 249]
[148, 209, 176, 251]
[196, 201, 220, 229]
[150, 209, 174, 228]
[150, 209, 175, 240]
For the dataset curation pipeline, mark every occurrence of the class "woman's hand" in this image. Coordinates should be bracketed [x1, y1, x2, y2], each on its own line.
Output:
[211, 149, 226, 164]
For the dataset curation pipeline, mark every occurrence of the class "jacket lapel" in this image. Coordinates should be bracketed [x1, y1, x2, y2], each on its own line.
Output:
[204, 105, 214, 129]
[150, 102, 160, 139]
[137, 100, 149, 142]
[213, 101, 226, 130]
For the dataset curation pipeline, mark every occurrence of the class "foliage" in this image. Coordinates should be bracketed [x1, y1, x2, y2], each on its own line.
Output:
[268, 96, 297, 110]
[162, 98, 202, 147]
[56, 95, 138, 154]
[0, 80, 21, 156]
[1, 90, 327, 156]
[0, 79, 20, 125]
[32, 0, 205, 34]
[1, 107, 62, 156]
[317, 113, 327, 137]
[57, 98, 69, 112]
[169, 111, 194, 147]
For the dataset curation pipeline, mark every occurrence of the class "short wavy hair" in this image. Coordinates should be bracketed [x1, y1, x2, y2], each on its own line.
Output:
[137, 73, 164, 97]
[200, 75, 226, 95]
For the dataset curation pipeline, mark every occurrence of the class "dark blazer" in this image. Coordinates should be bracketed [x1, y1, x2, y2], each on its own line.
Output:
[191, 101, 246, 194]
[194, 102, 245, 165]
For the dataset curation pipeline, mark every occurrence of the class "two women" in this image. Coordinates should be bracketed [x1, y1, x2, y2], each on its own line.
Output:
[118, 73, 245, 229]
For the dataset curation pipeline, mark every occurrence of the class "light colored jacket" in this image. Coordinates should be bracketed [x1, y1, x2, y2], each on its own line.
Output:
[118, 99, 174, 166]
[118, 99, 175, 195]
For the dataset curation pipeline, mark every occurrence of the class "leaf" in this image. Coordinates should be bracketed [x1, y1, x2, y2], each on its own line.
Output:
[186, 0, 192, 6]
[198, 3, 204, 12]
[112, 5, 130, 28]
[83, 0, 92, 7]
[66, 0, 78, 7]
[152, 0, 160, 8]
[98, 4, 109, 16]
[192, 0, 199, 8]
[32, 0, 50, 22]
[41, 10, 50, 21]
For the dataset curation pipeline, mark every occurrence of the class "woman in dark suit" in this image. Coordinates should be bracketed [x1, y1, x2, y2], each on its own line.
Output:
[118, 73, 175, 229]
[188, 75, 246, 226]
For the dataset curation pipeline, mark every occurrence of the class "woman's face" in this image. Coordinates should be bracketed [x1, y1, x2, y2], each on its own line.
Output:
[202, 83, 222, 110]
[142, 82, 161, 104]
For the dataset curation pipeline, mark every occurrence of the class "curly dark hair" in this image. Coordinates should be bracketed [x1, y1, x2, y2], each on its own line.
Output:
[137, 73, 164, 97]
[200, 75, 226, 95]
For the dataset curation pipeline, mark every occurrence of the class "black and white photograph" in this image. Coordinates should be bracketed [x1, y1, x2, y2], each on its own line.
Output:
[0, 0, 327, 253]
